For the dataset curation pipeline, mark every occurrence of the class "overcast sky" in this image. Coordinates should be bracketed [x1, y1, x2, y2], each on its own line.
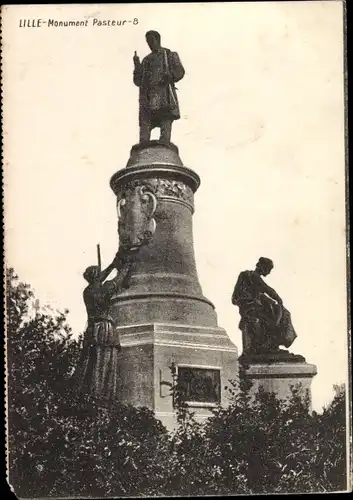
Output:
[3, 1, 347, 411]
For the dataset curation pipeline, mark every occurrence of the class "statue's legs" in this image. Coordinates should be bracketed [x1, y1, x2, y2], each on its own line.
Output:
[160, 119, 172, 143]
[139, 116, 152, 143]
[139, 121, 172, 144]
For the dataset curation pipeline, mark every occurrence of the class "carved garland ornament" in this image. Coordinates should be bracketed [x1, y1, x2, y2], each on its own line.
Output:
[118, 178, 194, 210]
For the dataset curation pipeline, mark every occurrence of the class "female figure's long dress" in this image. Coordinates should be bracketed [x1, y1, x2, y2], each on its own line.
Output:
[232, 270, 297, 353]
[75, 270, 129, 401]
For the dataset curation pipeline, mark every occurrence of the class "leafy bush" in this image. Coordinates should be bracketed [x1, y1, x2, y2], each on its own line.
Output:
[167, 369, 347, 495]
[6, 268, 348, 497]
[6, 268, 169, 498]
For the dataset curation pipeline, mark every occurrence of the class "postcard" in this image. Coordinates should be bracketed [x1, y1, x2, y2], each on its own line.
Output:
[3, 1, 350, 497]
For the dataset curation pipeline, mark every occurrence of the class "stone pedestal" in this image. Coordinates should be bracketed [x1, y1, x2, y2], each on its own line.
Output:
[239, 352, 317, 408]
[110, 142, 217, 327]
[115, 323, 237, 431]
[109, 142, 238, 430]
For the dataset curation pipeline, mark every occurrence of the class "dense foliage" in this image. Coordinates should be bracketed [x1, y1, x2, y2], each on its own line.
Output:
[6, 268, 169, 498]
[6, 268, 348, 497]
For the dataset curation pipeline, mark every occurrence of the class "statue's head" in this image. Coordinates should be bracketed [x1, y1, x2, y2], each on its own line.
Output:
[146, 30, 161, 51]
[256, 257, 274, 276]
[83, 265, 100, 284]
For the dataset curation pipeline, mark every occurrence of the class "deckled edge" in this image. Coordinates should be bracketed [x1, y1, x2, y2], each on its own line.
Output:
[1, 3, 6, 491]
[342, 0, 353, 493]
[1, 5, 15, 496]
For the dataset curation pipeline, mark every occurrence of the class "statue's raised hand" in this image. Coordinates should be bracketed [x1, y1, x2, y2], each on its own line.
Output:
[133, 51, 140, 65]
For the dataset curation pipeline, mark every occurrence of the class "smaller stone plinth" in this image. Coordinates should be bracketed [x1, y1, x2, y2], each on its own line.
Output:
[239, 352, 317, 408]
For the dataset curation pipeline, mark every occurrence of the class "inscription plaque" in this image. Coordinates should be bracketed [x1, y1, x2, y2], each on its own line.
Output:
[177, 367, 221, 404]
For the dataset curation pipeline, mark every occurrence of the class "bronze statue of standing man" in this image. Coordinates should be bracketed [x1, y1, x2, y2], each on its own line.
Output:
[133, 31, 185, 144]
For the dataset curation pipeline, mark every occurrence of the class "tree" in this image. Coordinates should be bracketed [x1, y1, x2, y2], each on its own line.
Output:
[6, 267, 82, 495]
[5, 267, 348, 497]
[5, 268, 170, 498]
[168, 375, 348, 495]
[310, 384, 347, 491]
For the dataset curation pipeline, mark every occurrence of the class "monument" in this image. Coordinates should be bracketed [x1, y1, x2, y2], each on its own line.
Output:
[76, 30, 238, 430]
[232, 257, 317, 406]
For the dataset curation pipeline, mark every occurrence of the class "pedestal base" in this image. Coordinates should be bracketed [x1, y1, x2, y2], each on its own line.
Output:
[115, 323, 238, 431]
[239, 354, 317, 408]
